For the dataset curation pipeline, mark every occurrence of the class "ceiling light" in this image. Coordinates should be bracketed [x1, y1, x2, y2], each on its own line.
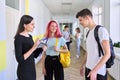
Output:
[61, 2, 72, 5]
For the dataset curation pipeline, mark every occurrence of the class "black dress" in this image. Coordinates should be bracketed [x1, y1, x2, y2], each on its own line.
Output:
[14, 34, 41, 80]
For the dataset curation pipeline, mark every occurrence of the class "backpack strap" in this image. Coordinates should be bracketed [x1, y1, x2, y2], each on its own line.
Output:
[86, 30, 90, 38]
[94, 25, 104, 57]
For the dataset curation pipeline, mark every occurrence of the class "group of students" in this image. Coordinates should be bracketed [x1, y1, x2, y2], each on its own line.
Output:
[14, 8, 110, 80]
[62, 25, 81, 58]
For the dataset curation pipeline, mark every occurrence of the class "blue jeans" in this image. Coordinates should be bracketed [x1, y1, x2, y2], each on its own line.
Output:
[76, 38, 81, 56]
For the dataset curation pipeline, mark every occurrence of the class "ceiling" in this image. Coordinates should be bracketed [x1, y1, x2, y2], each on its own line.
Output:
[41, 0, 95, 16]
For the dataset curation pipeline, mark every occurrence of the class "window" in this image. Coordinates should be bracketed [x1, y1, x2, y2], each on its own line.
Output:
[92, 7, 102, 25]
[6, 0, 19, 10]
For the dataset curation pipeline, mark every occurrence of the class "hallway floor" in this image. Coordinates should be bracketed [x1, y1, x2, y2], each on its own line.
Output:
[36, 41, 114, 80]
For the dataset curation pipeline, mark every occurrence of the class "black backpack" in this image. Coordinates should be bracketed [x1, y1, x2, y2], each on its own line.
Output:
[87, 25, 115, 68]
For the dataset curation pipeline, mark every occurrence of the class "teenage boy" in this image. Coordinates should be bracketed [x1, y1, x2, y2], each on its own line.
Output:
[76, 8, 111, 80]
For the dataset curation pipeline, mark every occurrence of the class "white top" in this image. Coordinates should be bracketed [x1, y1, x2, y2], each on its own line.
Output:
[86, 27, 109, 76]
[62, 31, 70, 42]
[75, 33, 81, 39]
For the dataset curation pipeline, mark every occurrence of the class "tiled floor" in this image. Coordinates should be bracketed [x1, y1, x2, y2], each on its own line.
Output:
[36, 41, 114, 80]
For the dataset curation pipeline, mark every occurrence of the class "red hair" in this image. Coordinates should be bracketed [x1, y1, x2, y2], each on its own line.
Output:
[45, 20, 62, 38]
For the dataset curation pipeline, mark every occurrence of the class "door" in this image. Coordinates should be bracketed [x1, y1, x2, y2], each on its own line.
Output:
[6, 6, 19, 80]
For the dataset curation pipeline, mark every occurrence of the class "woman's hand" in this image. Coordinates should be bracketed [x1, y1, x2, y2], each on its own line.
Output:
[80, 66, 84, 76]
[33, 38, 40, 50]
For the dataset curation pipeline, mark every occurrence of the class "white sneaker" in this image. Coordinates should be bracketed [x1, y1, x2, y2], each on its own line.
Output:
[76, 55, 79, 58]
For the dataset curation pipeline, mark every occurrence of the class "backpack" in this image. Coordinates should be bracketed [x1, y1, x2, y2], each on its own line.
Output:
[87, 25, 115, 68]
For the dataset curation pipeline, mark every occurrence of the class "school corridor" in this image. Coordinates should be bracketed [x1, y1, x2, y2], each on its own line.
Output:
[0, 0, 120, 80]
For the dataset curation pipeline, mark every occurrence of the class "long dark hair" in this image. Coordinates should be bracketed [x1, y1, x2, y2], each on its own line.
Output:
[14, 15, 33, 38]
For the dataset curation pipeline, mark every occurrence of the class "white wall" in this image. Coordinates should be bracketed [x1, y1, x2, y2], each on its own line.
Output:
[19, 1, 25, 15]
[0, 0, 6, 40]
[0, 0, 7, 80]
[28, 0, 52, 35]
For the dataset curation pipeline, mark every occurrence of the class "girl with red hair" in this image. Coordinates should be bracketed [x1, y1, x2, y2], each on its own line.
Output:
[41, 20, 68, 80]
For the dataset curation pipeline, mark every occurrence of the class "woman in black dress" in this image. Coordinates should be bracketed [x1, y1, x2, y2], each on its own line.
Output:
[14, 15, 40, 80]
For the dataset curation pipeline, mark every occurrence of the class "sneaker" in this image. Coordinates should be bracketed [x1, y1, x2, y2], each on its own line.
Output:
[76, 55, 79, 58]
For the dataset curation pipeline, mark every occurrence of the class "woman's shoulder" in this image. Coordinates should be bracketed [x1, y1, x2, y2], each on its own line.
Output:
[15, 34, 32, 40]
[15, 34, 22, 39]
[14, 34, 23, 43]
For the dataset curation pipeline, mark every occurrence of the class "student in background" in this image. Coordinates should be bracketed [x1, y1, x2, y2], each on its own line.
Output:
[14, 15, 42, 80]
[62, 25, 71, 51]
[75, 27, 81, 58]
[41, 20, 68, 80]
[76, 9, 110, 80]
